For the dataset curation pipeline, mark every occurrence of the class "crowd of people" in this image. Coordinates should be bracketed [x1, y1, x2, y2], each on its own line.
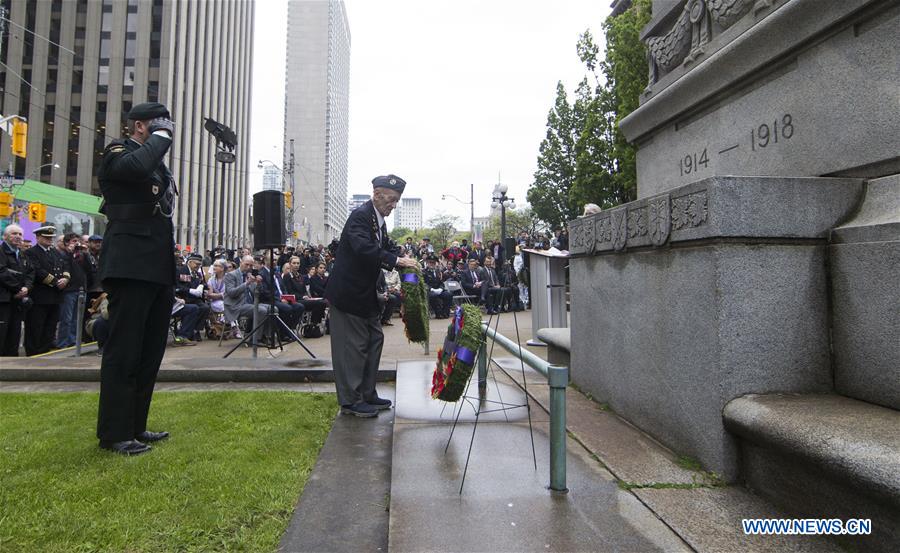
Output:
[0, 225, 571, 357]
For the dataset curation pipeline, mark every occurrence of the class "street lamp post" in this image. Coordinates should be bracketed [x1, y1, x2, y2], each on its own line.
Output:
[27, 162, 60, 181]
[491, 183, 516, 249]
[441, 182, 475, 237]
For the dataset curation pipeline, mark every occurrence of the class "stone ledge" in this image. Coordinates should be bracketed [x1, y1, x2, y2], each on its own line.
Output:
[535, 328, 571, 353]
[831, 174, 900, 244]
[723, 393, 900, 505]
[567, 176, 863, 255]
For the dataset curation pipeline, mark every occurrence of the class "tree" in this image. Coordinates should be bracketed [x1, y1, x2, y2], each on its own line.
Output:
[425, 213, 460, 251]
[528, 82, 581, 230]
[390, 226, 412, 241]
[482, 207, 547, 243]
[528, 1, 651, 226]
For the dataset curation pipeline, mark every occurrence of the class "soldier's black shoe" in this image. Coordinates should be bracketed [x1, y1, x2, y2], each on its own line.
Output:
[367, 397, 392, 410]
[136, 431, 169, 443]
[340, 401, 378, 418]
[99, 440, 151, 456]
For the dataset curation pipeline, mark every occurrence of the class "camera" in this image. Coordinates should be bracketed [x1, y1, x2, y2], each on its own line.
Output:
[250, 268, 259, 277]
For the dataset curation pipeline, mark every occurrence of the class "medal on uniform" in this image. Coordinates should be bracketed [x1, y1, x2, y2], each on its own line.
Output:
[151, 184, 159, 195]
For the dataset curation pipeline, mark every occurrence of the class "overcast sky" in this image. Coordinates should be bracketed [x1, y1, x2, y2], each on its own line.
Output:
[249, 0, 612, 230]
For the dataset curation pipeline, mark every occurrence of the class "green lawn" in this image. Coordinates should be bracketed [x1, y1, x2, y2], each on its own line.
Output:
[0, 391, 338, 553]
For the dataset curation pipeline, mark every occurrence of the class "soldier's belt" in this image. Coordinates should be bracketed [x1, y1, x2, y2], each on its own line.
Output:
[101, 201, 168, 220]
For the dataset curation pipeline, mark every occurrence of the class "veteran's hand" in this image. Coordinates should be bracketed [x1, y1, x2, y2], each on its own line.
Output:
[396, 257, 418, 269]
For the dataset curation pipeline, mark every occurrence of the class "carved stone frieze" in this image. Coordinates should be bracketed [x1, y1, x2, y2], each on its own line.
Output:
[569, 185, 710, 256]
[627, 207, 648, 239]
[649, 194, 671, 246]
[671, 191, 709, 230]
[583, 217, 596, 254]
[612, 209, 628, 251]
[645, 0, 766, 90]
[596, 215, 612, 244]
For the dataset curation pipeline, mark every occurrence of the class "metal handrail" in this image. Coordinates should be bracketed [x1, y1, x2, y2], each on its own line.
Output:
[480, 322, 569, 493]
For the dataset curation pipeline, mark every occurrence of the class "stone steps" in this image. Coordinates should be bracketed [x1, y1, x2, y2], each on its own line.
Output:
[724, 393, 900, 552]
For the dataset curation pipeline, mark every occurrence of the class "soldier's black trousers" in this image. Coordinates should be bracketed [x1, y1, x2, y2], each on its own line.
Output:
[97, 278, 173, 442]
[24, 303, 59, 356]
[0, 302, 23, 356]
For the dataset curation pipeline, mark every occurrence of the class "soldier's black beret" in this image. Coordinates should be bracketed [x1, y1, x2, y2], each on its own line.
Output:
[371, 174, 406, 193]
[127, 102, 170, 121]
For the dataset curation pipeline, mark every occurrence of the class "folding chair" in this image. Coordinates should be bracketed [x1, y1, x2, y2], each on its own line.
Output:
[444, 279, 477, 306]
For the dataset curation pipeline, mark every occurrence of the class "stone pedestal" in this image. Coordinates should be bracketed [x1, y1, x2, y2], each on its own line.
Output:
[567, 176, 863, 478]
[829, 174, 900, 410]
[621, 0, 900, 198]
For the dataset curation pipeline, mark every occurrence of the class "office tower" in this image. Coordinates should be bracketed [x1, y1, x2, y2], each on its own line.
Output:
[393, 197, 423, 231]
[348, 193, 369, 213]
[284, 0, 350, 245]
[0, 0, 253, 252]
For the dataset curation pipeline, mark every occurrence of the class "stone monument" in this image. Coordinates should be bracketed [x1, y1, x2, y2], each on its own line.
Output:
[566, 0, 898, 541]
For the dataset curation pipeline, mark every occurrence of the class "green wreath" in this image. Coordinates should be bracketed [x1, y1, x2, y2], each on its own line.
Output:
[431, 304, 484, 402]
[399, 266, 429, 344]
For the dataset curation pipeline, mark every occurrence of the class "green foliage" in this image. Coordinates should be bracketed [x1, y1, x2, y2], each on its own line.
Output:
[434, 304, 485, 402]
[0, 391, 337, 553]
[400, 266, 429, 344]
[390, 226, 412, 241]
[481, 207, 547, 243]
[529, 0, 651, 227]
[425, 212, 461, 250]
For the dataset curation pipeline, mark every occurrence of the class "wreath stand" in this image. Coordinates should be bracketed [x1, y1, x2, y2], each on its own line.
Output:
[441, 288, 537, 494]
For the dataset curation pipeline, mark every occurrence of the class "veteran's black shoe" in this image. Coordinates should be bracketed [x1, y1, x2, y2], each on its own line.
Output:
[340, 401, 378, 418]
[367, 397, 392, 410]
[99, 440, 151, 456]
[136, 430, 169, 443]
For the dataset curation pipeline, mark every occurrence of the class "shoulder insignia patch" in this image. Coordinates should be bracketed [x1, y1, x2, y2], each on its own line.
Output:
[106, 146, 125, 153]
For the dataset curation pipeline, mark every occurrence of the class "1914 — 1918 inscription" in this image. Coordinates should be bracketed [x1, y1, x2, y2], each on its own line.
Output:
[675, 113, 796, 178]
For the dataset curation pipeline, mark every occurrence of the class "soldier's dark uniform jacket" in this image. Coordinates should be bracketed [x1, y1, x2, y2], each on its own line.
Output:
[23, 245, 69, 305]
[0, 241, 34, 303]
[97, 133, 176, 286]
[175, 264, 205, 304]
[325, 199, 400, 318]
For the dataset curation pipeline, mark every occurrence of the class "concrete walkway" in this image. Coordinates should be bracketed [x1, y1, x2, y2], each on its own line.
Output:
[1, 309, 844, 551]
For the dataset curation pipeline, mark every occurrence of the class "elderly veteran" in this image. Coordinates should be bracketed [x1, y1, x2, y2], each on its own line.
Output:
[325, 174, 419, 417]
[95, 101, 177, 456]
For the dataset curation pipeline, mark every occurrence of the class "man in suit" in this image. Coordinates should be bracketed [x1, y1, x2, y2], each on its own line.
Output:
[223, 255, 276, 336]
[325, 174, 418, 417]
[459, 258, 486, 305]
[260, 255, 304, 341]
[95, 102, 178, 456]
[0, 224, 34, 356]
[23, 226, 69, 355]
[481, 256, 505, 315]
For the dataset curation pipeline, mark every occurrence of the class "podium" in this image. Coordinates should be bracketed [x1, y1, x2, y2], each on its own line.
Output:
[524, 248, 569, 346]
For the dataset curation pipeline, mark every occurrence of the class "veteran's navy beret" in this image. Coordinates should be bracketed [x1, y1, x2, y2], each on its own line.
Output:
[187, 253, 203, 262]
[127, 102, 170, 121]
[371, 174, 406, 193]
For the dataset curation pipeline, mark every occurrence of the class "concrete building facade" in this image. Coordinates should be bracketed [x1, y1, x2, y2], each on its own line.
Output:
[348, 193, 368, 213]
[0, 0, 254, 252]
[284, 0, 350, 246]
[261, 165, 281, 191]
[393, 197, 422, 230]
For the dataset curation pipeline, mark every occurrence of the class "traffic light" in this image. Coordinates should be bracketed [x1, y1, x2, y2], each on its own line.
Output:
[11, 118, 27, 158]
[28, 202, 46, 222]
[0, 191, 12, 217]
[284, 191, 292, 210]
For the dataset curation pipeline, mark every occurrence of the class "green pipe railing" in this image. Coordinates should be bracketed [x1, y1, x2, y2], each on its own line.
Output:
[481, 322, 568, 493]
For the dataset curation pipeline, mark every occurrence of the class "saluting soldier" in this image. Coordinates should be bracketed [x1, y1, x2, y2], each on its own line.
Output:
[95, 102, 177, 456]
[23, 226, 69, 355]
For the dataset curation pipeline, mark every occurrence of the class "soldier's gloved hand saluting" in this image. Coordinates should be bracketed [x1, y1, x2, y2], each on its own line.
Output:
[148, 116, 175, 137]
